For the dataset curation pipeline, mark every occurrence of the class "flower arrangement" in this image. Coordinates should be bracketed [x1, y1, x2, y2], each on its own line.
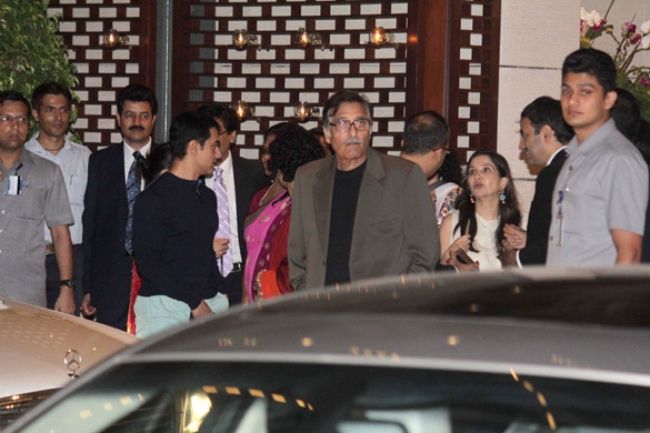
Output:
[580, 1, 650, 121]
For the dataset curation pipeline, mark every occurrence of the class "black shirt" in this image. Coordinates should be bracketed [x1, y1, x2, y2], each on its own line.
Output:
[325, 161, 366, 285]
[133, 172, 219, 309]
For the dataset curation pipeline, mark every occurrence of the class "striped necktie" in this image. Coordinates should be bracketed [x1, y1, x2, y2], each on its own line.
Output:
[124, 151, 143, 254]
[214, 166, 233, 276]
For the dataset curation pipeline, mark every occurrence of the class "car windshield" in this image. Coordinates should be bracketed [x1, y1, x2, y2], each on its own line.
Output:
[17, 362, 650, 433]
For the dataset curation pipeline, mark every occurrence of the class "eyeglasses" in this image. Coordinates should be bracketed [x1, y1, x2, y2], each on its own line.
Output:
[329, 118, 371, 133]
[0, 115, 28, 126]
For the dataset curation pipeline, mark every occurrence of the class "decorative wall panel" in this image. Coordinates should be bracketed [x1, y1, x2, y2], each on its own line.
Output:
[172, 0, 409, 156]
[48, 1, 156, 150]
[448, 0, 501, 162]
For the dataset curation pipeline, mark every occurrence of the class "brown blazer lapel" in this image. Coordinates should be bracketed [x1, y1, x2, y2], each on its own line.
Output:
[350, 150, 385, 266]
[313, 157, 336, 258]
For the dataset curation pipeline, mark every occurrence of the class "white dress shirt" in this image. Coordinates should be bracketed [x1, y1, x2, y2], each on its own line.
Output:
[205, 153, 242, 263]
[25, 136, 91, 245]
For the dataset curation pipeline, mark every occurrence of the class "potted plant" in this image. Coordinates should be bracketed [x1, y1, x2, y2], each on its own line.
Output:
[580, 1, 650, 121]
[0, 0, 78, 131]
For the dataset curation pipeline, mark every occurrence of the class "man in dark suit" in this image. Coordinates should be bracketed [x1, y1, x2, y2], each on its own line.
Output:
[288, 90, 439, 290]
[197, 103, 267, 305]
[81, 84, 157, 329]
[503, 96, 573, 265]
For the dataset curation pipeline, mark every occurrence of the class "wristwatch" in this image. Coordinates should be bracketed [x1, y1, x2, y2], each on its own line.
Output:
[59, 279, 75, 289]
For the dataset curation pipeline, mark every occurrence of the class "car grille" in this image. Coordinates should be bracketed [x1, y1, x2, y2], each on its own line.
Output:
[0, 389, 57, 430]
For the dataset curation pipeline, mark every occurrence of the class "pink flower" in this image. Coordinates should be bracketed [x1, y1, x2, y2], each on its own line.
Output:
[630, 33, 642, 44]
[622, 21, 637, 36]
[640, 75, 650, 88]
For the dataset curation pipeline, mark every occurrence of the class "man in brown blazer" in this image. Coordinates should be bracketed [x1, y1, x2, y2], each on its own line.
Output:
[288, 90, 439, 290]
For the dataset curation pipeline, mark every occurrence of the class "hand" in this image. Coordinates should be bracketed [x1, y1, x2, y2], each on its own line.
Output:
[441, 234, 472, 265]
[448, 254, 480, 273]
[191, 300, 212, 318]
[429, 190, 437, 208]
[54, 285, 75, 314]
[503, 224, 527, 250]
[213, 238, 230, 258]
[80, 293, 96, 317]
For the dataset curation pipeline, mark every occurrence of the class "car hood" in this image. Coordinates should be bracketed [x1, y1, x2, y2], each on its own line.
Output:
[0, 299, 137, 397]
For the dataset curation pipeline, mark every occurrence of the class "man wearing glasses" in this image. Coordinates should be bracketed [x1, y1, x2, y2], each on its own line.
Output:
[197, 103, 267, 305]
[289, 90, 439, 291]
[0, 90, 75, 312]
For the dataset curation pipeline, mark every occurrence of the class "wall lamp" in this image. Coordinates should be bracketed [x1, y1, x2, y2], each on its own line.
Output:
[296, 28, 325, 49]
[101, 29, 130, 49]
[369, 26, 394, 46]
[232, 101, 255, 122]
[293, 102, 319, 123]
[232, 30, 259, 50]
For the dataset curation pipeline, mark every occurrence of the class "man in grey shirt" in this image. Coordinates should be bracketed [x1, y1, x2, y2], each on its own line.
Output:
[0, 90, 75, 311]
[546, 48, 648, 266]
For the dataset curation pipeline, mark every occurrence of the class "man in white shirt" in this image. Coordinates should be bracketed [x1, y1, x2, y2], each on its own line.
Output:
[197, 103, 267, 305]
[82, 84, 157, 329]
[26, 82, 91, 313]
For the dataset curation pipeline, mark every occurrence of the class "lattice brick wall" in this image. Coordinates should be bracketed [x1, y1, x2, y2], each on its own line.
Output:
[173, 0, 409, 158]
[448, 0, 501, 162]
[49, 1, 155, 150]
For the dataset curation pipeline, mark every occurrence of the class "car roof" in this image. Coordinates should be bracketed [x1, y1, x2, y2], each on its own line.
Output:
[0, 299, 137, 397]
[119, 267, 650, 386]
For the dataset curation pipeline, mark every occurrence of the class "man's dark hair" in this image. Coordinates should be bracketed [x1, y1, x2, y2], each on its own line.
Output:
[321, 90, 372, 128]
[562, 48, 617, 93]
[269, 124, 325, 182]
[143, 142, 173, 184]
[611, 88, 642, 143]
[0, 90, 30, 110]
[168, 111, 217, 159]
[402, 110, 449, 154]
[117, 84, 158, 115]
[521, 96, 574, 144]
[31, 82, 72, 110]
[197, 102, 240, 133]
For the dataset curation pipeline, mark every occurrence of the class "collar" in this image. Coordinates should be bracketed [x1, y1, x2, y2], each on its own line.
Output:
[565, 119, 615, 158]
[546, 145, 567, 166]
[123, 138, 152, 158]
[25, 134, 73, 154]
[217, 152, 233, 174]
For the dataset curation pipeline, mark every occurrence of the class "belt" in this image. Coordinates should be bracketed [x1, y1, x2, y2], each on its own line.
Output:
[232, 262, 243, 273]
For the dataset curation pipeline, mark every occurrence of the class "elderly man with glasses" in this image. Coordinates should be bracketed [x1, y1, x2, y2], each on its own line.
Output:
[288, 90, 439, 291]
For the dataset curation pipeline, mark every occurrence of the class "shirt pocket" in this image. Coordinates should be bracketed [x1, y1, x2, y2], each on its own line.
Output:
[13, 184, 47, 222]
[67, 171, 87, 206]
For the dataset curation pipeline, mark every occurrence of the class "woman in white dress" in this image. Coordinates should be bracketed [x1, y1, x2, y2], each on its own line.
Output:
[439, 149, 521, 271]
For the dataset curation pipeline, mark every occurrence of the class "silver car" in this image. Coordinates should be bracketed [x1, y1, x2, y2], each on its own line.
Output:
[0, 299, 136, 429]
[5, 267, 650, 433]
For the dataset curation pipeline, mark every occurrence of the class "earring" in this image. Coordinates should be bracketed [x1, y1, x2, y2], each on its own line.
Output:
[470, 194, 475, 204]
[499, 190, 506, 204]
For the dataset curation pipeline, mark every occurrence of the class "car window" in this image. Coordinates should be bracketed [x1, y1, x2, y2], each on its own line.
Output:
[16, 362, 650, 433]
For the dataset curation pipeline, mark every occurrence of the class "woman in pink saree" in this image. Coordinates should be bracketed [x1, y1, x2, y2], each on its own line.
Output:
[243, 124, 325, 302]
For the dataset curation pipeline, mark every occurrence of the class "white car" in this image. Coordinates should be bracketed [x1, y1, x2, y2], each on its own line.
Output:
[5, 267, 650, 433]
[0, 299, 136, 428]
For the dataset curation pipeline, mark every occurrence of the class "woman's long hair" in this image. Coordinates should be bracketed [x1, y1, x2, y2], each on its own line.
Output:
[454, 149, 521, 261]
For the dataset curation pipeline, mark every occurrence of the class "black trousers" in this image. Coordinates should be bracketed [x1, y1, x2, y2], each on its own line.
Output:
[46, 244, 84, 315]
[215, 263, 244, 305]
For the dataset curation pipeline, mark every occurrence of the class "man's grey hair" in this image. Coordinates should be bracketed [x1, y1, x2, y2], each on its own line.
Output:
[321, 90, 372, 128]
